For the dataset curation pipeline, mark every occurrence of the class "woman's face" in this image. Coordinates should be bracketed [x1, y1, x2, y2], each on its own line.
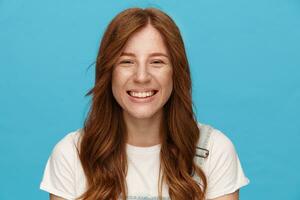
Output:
[112, 24, 173, 121]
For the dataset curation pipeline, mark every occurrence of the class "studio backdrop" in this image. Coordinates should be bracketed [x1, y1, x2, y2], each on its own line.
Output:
[0, 0, 299, 199]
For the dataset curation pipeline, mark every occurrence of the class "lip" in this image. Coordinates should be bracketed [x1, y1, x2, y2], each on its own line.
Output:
[127, 89, 158, 93]
[127, 90, 158, 103]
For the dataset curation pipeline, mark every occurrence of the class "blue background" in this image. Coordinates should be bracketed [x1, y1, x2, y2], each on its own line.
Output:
[1, 0, 299, 199]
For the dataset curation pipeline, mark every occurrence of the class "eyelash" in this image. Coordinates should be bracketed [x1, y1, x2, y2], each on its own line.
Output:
[152, 60, 164, 64]
[120, 60, 133, 64]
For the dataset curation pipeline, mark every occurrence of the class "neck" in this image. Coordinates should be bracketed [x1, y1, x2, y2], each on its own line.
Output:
[123, 110, 163, 147]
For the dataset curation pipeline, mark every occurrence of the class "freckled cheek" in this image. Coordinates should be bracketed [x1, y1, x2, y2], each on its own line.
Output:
[159, 71, 173, 91]
[112, 70, 131, 97]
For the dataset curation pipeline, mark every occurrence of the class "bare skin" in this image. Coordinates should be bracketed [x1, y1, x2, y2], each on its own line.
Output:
[112, 24, 173, 147]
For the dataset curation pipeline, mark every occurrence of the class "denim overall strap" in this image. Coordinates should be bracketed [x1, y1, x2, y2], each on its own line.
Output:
[192, 123, 212, 183]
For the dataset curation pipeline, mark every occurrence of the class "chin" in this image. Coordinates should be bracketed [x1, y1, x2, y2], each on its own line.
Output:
[125, 108, 162, 120]
[129, 112, 156, 119]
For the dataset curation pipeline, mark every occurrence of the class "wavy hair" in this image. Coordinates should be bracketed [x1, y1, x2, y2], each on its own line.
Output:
[77, 7, 207, 200]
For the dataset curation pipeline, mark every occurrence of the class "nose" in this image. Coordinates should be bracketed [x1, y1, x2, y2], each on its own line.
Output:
[133, 63, 151, 83]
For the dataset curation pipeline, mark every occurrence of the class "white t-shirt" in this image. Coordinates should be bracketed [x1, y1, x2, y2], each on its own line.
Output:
[40, 123, 250, 199]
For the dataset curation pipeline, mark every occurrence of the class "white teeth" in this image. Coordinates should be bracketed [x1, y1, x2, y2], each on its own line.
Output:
[129, 91, 155, 98]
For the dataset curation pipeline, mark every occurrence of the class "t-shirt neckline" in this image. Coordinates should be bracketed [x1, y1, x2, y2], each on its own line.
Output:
[126, 143, 161, 154]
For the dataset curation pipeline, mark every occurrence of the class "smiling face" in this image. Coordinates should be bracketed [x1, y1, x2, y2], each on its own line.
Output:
[112, 24, 173, 121]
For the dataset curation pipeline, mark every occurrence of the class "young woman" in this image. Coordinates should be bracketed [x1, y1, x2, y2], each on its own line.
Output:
[40, 7, 250, 200]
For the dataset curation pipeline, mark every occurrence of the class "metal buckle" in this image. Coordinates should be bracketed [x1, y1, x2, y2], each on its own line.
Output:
[195, 147, 209, 158]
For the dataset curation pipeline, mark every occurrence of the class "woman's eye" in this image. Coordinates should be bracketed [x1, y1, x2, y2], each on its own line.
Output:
[151, 60, 164, 64]
[119, 60, 133, 64]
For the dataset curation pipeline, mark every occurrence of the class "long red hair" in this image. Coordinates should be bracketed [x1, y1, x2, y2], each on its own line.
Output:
[77, 7, 207, 200]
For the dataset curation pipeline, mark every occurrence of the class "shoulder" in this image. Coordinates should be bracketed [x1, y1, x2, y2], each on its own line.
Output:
[196, 121, 241, 179]
[40, 128, 84, 199]
[51, 128, 83, 156]
[197, 122, 250, 199]
[197, 122, 236, 160]
[45, 128, 84, 178]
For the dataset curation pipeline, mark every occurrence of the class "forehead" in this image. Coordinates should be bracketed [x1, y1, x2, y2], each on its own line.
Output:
[121, 24, 169, 56]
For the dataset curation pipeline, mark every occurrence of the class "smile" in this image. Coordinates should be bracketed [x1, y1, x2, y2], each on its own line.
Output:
[127, 90, 158, 103]
[126, 90, 158, 99]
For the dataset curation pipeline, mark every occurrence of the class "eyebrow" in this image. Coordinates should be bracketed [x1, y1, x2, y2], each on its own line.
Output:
[120, 52, 169, 58]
